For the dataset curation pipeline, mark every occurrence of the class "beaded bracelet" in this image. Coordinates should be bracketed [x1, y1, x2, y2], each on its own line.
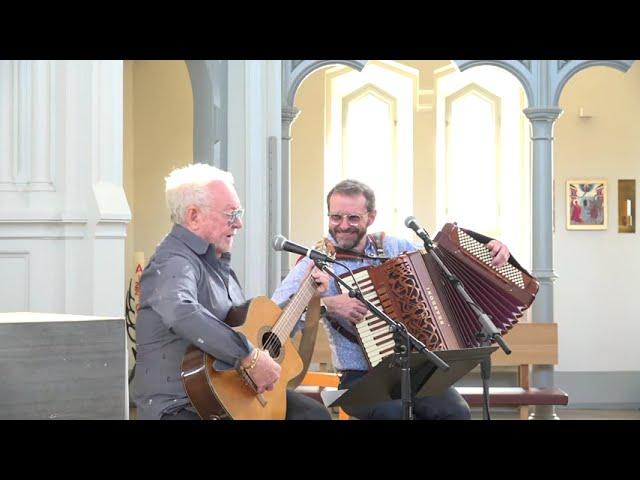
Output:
[244, 348, 260, 371]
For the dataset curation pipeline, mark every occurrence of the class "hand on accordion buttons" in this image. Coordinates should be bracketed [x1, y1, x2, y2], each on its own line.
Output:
[323, 293, 369, 324]
[487, 240, 510, 268]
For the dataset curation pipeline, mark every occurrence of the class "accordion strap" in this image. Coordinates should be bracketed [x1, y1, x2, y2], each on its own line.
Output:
[325, 316, 360, 344]
[288, 296, 321, 389]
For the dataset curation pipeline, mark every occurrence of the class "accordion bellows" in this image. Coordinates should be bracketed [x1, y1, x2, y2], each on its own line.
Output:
[339, 223, 540, 369]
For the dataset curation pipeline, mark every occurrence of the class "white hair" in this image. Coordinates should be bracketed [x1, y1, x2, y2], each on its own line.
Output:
[165, 163, 235, 225]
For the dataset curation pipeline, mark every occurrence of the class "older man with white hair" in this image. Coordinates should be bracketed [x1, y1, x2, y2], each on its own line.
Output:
[134, 163, 331, 420]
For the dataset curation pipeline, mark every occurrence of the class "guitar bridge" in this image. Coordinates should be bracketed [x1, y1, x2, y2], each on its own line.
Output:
[238, 367, 268, 407]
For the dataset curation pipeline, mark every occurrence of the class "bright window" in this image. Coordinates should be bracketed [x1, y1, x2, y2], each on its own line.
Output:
[325, 61, 416, 239]
[445, 85, 500, 236]
[437, 66, 531, 269]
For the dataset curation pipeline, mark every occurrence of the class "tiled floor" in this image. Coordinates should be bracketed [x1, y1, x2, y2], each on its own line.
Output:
[474, 408, 640, 420]
[130, 406, 640, 420]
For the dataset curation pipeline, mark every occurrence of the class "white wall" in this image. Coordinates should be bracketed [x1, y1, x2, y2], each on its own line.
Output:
[0, 60, 130, 318]
[555, 63, 640, 372]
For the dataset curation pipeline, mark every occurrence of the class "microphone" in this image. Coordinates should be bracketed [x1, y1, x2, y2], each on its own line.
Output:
[272, 235, 336, 264]
[404, 216, 434, 247]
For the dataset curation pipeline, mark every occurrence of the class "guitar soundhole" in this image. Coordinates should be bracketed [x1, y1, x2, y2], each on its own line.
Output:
[260, 331, 282, 359]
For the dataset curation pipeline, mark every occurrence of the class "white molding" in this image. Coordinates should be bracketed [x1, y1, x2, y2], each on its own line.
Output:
[0, 218, 87, 239]
[95, 220, 128, 239]
[91, 181, 132, 227]
[16, 61, 31, 185]
[0, 61, 56, 192]
[0, 61, 14, 185]
[434, 63, 458, 76]
[417, 88, 434, 111]
[30, 61, 54, 190]
[0, 251, 30, 310]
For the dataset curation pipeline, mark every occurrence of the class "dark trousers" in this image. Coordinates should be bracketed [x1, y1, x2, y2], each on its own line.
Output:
[338, 370, 471, 420]
[160, 390, 331, 420]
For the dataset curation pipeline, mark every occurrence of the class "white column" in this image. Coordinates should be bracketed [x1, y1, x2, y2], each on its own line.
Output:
[524, 106, 563, 420]
[280, 105, 300, 279]
[16, 61, 32, 184]
[0, 61, 14, 186]
[90, 60, 130, 317]
[29, 60, 53, 190]
[227, 60, 281, 298]
[227, 61, 248, 290]
[265, 61, 283, 296]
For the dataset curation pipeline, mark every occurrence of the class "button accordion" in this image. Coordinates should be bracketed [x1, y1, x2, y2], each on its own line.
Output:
[338, 223, 539, 368]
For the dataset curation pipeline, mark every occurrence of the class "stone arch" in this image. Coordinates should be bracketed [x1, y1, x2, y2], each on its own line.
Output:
[455, 60, 534, 108]
[283, 60, 368, 109]
[185, 60, 227, 169]
[551, 60, 634, 105]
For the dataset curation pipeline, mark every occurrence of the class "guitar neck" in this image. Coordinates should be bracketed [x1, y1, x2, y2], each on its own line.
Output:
[275, 273, 317, 343]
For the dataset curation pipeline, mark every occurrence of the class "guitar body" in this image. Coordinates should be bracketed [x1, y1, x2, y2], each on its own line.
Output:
[181, 296, 304, 420]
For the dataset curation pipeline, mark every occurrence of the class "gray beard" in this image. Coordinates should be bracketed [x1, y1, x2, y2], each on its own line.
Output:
[331, 228, 367, 251]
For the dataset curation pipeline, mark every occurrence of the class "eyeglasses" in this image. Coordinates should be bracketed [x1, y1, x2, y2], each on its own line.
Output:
[328, 212, 367, 226]
[222, 207, 245, 226]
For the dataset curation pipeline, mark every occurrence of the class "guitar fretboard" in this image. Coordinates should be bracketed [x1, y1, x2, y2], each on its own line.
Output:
[275, 273, 318, 343]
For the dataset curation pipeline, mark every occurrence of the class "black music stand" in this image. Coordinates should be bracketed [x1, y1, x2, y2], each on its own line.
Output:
[320, 346, 497, 416]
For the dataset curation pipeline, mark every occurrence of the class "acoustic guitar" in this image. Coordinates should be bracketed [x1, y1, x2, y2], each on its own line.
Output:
[181, 271, 318, 420]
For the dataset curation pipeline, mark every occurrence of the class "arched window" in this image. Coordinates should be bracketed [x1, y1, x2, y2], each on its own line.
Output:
[445, 84, 501, 236]
[437, 65, 531, 269]
[325, 61, 415, 238]
[342, 85, 396, 234]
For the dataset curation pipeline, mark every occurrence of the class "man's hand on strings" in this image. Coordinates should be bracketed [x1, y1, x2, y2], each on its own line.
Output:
[306, 262, 331, 294]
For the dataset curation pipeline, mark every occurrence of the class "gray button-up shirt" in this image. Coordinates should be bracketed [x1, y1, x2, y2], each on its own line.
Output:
[134, 224, 253, 420]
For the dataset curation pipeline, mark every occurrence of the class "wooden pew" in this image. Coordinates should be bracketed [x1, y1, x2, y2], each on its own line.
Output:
[457, 322, 568, 419]
[296, 322, 568, 420]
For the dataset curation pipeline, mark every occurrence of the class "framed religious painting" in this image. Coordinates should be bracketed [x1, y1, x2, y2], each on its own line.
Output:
[566, 180, 607, 230]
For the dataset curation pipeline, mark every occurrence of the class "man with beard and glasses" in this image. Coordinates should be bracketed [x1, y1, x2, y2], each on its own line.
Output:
[271, 179, 512, 420]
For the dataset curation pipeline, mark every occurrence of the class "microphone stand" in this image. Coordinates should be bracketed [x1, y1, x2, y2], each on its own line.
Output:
[415, 229, 511, 421]
[312, 258, 450, 420]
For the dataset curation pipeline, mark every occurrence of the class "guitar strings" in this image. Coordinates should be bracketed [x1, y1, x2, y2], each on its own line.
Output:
[264, 275, 314, 352]
[263, 273, 316, 355]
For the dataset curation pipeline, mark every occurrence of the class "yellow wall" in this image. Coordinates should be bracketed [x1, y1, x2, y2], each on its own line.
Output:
[290, 68, 328, 259]
[123, 61, 136, 285]
[555, 62, 640, 371]
[123, 60, 193, 281]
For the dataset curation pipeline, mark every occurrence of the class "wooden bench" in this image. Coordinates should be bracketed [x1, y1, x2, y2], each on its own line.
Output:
[296, 322, 568, 420]
[458, 322, 568, 419]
